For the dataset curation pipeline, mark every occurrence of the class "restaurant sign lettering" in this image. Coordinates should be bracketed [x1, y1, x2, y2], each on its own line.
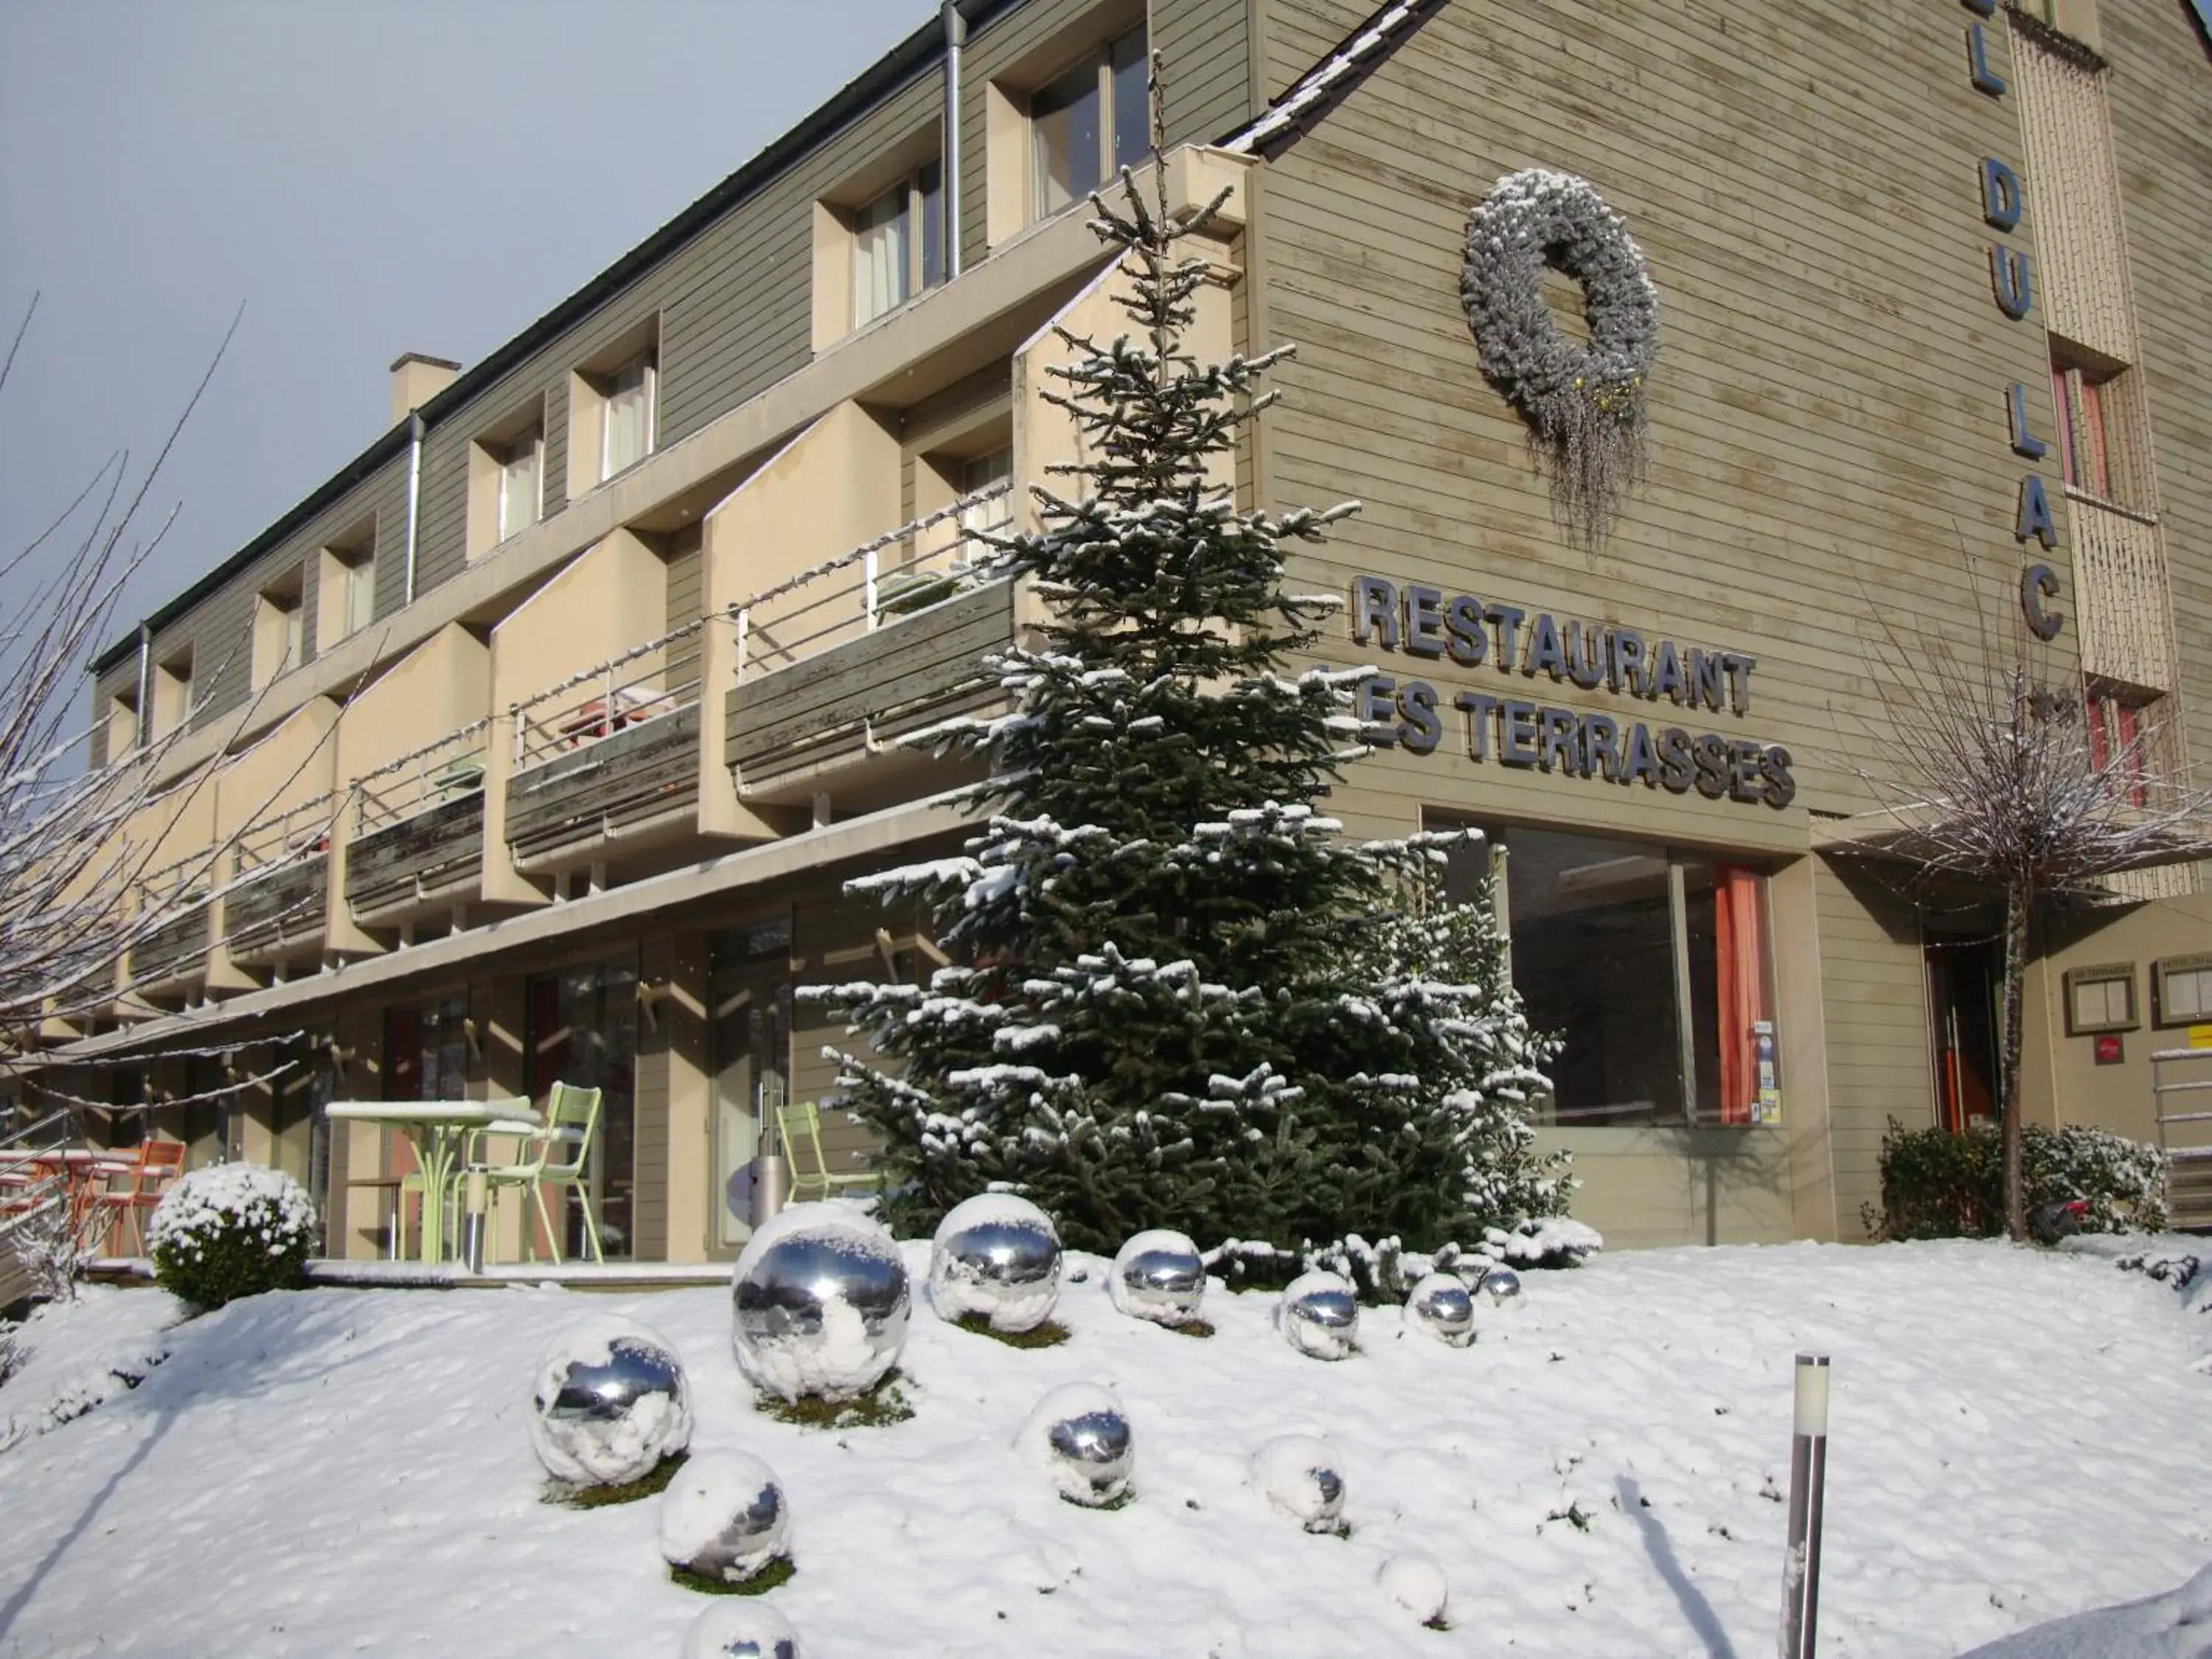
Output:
[1349, 574, 1795, 810]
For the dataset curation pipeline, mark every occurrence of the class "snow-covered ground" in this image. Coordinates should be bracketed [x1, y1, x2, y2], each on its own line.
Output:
[0, 1237, 2206, 1657]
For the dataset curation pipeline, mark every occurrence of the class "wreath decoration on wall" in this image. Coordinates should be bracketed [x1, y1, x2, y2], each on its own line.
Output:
[1461, 168, 1660, 548]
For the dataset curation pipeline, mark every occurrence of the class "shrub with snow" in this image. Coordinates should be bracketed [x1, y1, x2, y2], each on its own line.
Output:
[146, 1163, 316, 1309]
[1868, 1119, 2168, 1241]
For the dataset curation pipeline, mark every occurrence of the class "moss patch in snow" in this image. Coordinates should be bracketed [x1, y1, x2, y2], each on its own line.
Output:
[669, 1554, 796, 1597]
[542, 1450, 687, 1509]
[755, 1368, 914, 1430]
[953, 1314, 1069, 1349]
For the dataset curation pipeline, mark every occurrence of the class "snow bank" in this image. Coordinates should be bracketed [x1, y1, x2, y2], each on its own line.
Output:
[0, 1240, 2208, 1655]
[1958, 1560, 2212, 1657]
[0, 1284, 182, 1454]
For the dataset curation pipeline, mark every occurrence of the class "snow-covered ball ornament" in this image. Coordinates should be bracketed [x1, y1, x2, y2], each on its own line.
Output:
[1109, 1230, 1206, 1327]
[929, 1193, 1062, 1334]
[731, 1203, 909, 1402]
[1249, 1434, 1347, 1534]
[681, 1602, 799, 1659]
[526, 1315, 692, 1488]
[660, 1450, 791, 1585]
[1018, 1382, 1134, 1507]
[1378, 1552, 1450, 1625]
[1276, 1270, 1360, 1360]
[1478, 1265, 1526, 1310]
[1403, 1271, 1476, 1347]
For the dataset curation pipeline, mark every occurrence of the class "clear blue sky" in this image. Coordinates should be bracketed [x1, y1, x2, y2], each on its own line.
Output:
[0, 0, 925, 659]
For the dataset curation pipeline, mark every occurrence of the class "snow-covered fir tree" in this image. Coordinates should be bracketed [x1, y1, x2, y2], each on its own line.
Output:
[810, 169, 1567, 1274]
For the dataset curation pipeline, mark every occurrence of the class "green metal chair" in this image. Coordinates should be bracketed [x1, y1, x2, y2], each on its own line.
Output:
[775, 1099, 880, 1203]
[474, 1082, 605, 1264]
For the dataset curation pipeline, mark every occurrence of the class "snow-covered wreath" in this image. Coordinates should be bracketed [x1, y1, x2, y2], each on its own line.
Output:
[1461, 168, 1659, 547]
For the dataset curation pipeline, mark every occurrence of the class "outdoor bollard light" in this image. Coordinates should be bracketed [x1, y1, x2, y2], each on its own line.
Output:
[1779, 1352, 1832, 1659]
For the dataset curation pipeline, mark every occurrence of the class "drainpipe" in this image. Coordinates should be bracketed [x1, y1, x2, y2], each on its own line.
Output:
[402, 411, 425, 606]
[133, 621, 152, 750]
[942, 0, 965, 279]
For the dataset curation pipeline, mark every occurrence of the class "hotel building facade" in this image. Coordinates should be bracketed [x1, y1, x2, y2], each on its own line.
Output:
[27, 0, 2212, 1256]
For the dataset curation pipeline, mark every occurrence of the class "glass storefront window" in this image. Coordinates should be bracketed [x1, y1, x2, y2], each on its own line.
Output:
[527, 961, 639, 1259]
[1455, 827, 1773, 1128]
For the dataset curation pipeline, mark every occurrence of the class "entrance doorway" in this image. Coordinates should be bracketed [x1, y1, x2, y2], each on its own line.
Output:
[709, 953, 791, 1256]
[1926, 933, 2002, 1132]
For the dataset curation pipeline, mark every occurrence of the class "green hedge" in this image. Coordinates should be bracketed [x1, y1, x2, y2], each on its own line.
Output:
[1865, 1118, 2168, 1241]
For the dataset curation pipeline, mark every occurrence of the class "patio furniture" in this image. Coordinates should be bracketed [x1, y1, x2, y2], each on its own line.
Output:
[470, 1082, 605, 1264]
[91, 1138, 187, 1256]
[324, 1098, 540, 1265]
[774, 1100, 879, 1204]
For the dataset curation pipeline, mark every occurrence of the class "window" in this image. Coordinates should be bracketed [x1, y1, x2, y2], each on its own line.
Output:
[2050, 350, 2144, 510]
[852, 163, 946, 330]
[2086, 682, 2151, 808]
[600, 352, 656, 481]
[958, 446, 1014, 545]
[2064, 964, 2137, 1035]
[2154, 956, 2212, 1027]
[317, 526, 376, 650]
[106, 688, 140, 762]
[153, 649, 193, 739]
[1031, 27, 1148, 219]
[252, 566, 306, 689]
[1454, 828, 1773, 1127]
[497, 429, 543, 540]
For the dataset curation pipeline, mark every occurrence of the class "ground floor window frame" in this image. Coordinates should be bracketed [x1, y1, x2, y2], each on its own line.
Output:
[1446, 820, 1778, 1130]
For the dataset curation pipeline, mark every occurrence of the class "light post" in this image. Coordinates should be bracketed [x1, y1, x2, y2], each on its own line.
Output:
[1780, 1352, 1831, 1658]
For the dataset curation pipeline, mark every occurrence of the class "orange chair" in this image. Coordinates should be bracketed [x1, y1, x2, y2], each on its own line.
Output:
[94, 1140, 187, 1257]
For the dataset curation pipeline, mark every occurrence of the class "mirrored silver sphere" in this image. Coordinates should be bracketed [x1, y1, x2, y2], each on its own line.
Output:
[1018, 1381, 1135, 1506]
[527, 1315, 693, 1487]
[929, 1194, 1063, 1334]
[1404, 1271, 1476, 1347]
[1109, 1229, 1207, 1326]
[1479, 1265, 1526, 1310]
[681, 1603, 799, 1659]
[1250, 1433, 1347, 1533]
[731, 1203, 910, 1402]
[660, 1450, 791, 1585]
[1277, 1270, 1360, 1361]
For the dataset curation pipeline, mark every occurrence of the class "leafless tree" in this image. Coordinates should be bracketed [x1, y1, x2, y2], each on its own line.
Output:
[0, 301, 345, 1088]
[1848, 552, 2212, 1239]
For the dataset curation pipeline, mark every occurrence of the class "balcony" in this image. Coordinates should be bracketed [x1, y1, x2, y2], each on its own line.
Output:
[226, 795, 337, 973]
[2068, 492, 2176, 695]
[128, 876, 213, 1001]
[346, 721, 490, 928]
[505, 627, 704, 872]
[725, 487, 1015, 806]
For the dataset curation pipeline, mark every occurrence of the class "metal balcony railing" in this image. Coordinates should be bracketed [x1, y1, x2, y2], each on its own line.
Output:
[732, 481, 1014, 685]
[234, 791, 343, 879]
[512, 622, 706, 773]
[356, 720, 492, 837]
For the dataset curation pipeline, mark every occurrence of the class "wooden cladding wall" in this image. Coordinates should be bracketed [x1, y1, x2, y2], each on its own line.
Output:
[2070, 496, 2176, 694]
[2101, 0, 2212, 795]
[2008, 29, 2139, 366]
[1248, 0, 2070, 841]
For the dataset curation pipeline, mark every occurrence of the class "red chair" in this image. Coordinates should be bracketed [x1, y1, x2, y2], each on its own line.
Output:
[94, 1140, 187, 1256]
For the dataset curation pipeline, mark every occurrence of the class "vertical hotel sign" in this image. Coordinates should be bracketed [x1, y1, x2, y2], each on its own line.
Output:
[1964, 0, 2065, 640]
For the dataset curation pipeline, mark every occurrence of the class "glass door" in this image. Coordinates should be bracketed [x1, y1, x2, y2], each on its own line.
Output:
[709, 967, 790, 1255]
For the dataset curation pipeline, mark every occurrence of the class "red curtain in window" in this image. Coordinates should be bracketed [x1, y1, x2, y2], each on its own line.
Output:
[1715, 866, 1764, 1125]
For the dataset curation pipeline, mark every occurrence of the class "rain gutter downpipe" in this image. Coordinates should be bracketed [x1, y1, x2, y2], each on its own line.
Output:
[402, 411, 425, 606]
[942, 0, 965, 278]
[133, 621, 152, 750]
